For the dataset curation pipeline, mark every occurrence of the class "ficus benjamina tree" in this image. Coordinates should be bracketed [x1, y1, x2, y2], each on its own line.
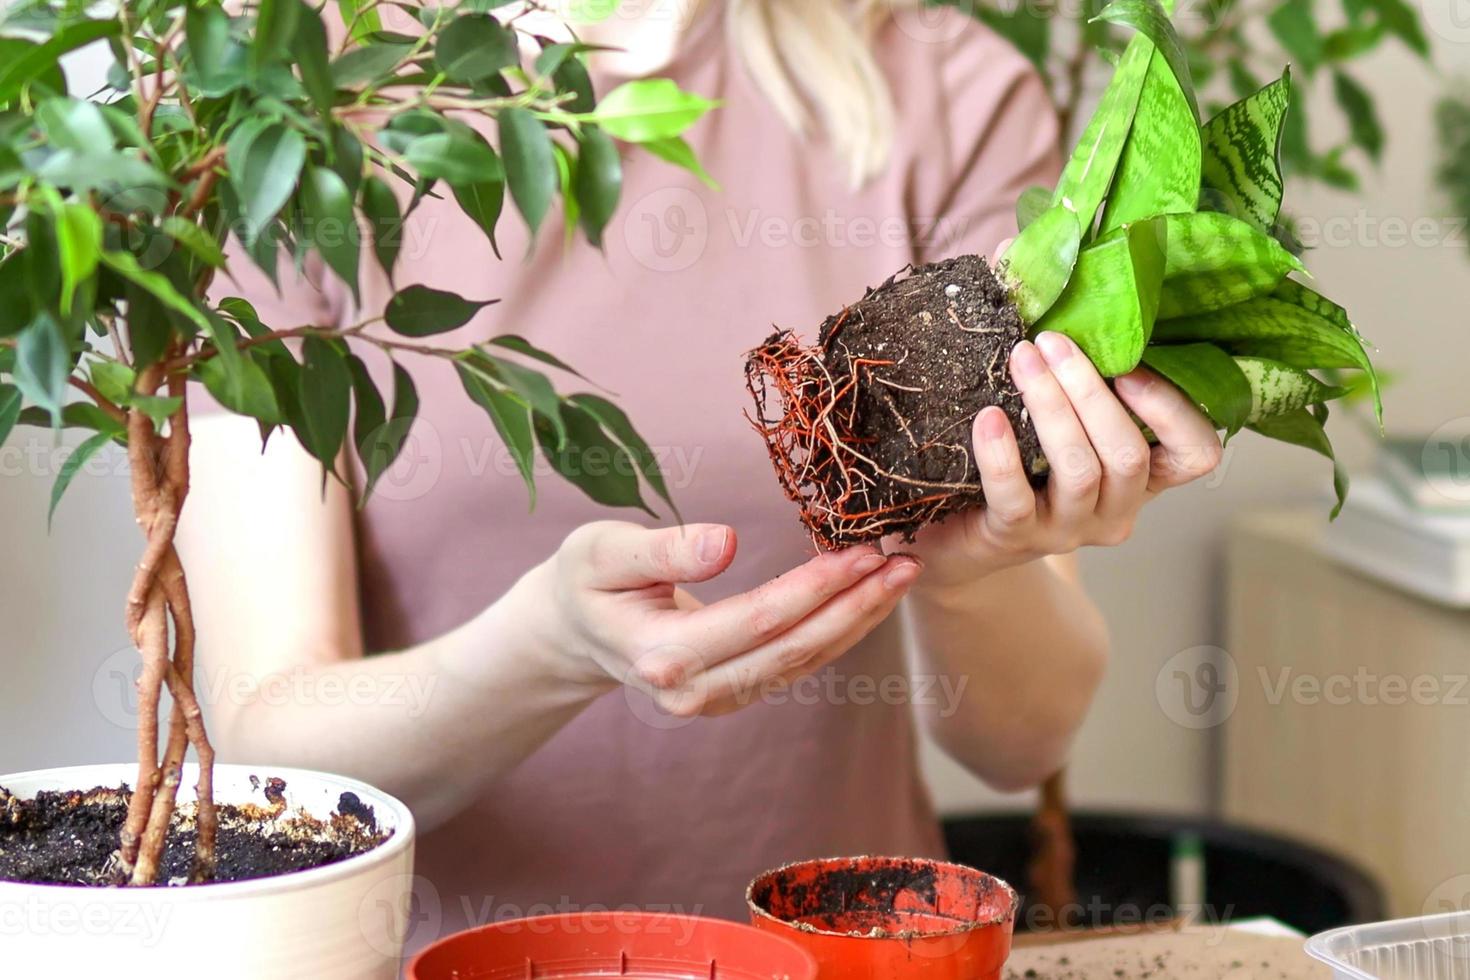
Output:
[0, 0, 712, 886]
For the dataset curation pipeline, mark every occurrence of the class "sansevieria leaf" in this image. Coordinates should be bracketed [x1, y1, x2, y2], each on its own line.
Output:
[1098, 48, 1201, 234]
[1151, 290, 1380, 422]
[1052, 33, 1152, 237]
[1141, 342, 1252, 437]
[1234, 356, 1349, 423]
[1092, 0, 1200, 122]
[1001, 203, 1081, 324]
[1199, 70, 1291, 234]
[1250, 405, 1348, 517]
[1034, 217, 1167, 376]
[1157, 212, 1303, 318]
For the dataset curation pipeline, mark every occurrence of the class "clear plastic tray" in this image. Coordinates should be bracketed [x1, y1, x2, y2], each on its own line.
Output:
[1306, 910, 1470, 978]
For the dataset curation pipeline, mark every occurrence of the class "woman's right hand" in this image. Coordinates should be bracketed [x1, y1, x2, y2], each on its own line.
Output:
[512, 521, 923, 718]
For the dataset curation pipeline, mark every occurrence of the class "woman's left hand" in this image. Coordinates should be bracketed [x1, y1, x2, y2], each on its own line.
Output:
[900, 330, 1224, 590]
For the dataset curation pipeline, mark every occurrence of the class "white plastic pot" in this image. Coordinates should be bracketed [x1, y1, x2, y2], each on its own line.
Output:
[0, 763, 415, 977]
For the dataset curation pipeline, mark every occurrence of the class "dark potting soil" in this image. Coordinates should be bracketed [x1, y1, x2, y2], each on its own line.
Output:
[746, 254, 1046, 548]
[0, 778, 388, 886]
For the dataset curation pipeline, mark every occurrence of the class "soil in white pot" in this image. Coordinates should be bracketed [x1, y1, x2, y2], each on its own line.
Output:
[0, 775, 389, 886]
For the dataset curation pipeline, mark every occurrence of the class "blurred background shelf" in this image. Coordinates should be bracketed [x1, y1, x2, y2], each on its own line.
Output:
[1224, 511, 1470, 920]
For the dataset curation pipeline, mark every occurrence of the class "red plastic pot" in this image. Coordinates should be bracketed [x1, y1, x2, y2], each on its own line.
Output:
[408, 911, 819, 980]
[747, 856, 1019, 980]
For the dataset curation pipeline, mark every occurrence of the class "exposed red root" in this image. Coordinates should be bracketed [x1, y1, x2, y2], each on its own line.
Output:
[744, 329, 974, 550]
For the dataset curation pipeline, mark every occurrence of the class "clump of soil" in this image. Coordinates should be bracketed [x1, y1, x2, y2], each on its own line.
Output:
[745, 255, 1046, 549]
[0, 777, 389, 886]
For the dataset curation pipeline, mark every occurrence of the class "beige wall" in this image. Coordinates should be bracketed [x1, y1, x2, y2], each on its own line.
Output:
[3, 23, 1469, 826]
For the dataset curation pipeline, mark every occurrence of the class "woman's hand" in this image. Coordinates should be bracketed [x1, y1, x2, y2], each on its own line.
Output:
[904, 330, 1223, 591]
[512, 521, 923, 718]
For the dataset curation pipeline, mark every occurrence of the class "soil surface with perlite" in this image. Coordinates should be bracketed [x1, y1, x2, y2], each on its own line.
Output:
[0, 777, 388, 886]
[746, 255, 1047, 549]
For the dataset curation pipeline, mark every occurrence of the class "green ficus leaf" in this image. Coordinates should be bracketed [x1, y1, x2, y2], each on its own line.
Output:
[290, 0, 334, 115]
[13, 314, 70, 426]
[465, 353, 568, 447]
[100, 251, 210, 334]
[49, 431, 114, 527]
[330, 42, 412, 87]
[54, 203, 102, 315]
[536, 400, 654, 515]
[1332, 70, 1384, 162]
[1234, 356, 1348, 424]
[0, 20, 120, 104]
[457, 359, 537, 501]
[1034, 217, 1167, 376]
[1199, 71, 1291, 235]
[1141, 342, 1252, 437]
[252, 0, 302, 69]
[590, 79, 717, 143]
[301, 164, 360, 300]
[499, 108, 557, 237]
[385, 285, 497, 336]
[1157, 212, 1303, 318]
[574, 126, 622, 247]
[0, 384, 22, 446]
[436, 13, 518, 82]
[226, 120, 307, 244]
[641, 136, 719, 190]
[348, 355, 418, 502]
[1266, 0, 1324, 74]
[568, 392, 678, 519]
[1001, 203, 1082, 325]
[453, 178, 506, 260]
[405, 130, 502, 186]
[297, 336, 352, 468]
[361, 176, 405, 280]
[487, 335, 591, 381]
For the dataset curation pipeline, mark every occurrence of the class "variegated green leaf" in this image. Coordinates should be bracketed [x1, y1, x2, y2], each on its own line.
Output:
[1034, 217, 1167, 376]
[1092, 0, 1199, 121]
[1235, 356, 1349, 423]
[1199, 70, 1291, 234]
[1052, 33, 1152, 237]
[1002, 203, 1081, 324]
[1098, 48, 1201, 234]
[1141, 342, 1252, 436]
[1158, 212, 1303, 318]
[1152, 288, 1379, 423]
[1269, 278, 1380, 425]
[1250, 405, 1348, 517]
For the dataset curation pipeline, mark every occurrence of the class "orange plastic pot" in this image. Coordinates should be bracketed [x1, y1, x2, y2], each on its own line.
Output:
[408, 910, 819, 980]
[747, 856, 1019, 980]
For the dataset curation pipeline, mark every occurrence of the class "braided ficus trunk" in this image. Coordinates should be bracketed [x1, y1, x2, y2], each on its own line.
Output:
[115, 356, 217, 886]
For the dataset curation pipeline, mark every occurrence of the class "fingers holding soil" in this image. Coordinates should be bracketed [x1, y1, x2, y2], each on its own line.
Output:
[646, 555, 922, 719]
[1034, 332, 1151, 512]
[1010, 340, 1102, 517]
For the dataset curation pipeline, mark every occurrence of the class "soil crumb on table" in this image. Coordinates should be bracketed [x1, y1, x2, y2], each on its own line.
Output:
[0, 779, 388, 886]
[1005, 928, 1329, 979]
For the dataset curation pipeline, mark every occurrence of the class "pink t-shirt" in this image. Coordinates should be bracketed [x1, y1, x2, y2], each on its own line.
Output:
[238, 5, 1059, 948]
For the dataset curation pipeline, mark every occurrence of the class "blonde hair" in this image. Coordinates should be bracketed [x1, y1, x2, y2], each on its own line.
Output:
[723, 0, 908, 187]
